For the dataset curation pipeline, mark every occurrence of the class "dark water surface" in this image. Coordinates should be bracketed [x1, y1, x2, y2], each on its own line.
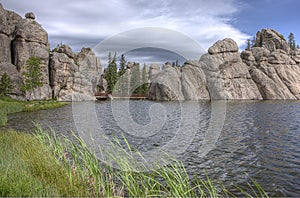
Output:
[3, 100, 300, 196]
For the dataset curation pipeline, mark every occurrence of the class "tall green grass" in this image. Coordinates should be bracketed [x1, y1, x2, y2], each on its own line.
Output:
[0, 126, 269, 197]
[34, 126, 268, 197]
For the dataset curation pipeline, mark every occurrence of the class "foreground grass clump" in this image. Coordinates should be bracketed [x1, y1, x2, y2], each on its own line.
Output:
[0, 96, 67, 126]
[0, 130, 89, 196]
[0, 127, 269, 197]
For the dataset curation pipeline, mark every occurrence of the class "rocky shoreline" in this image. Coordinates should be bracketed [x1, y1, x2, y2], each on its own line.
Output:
[1, 3, 300, 101]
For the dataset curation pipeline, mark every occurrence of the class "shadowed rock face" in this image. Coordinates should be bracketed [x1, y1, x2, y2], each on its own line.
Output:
[148, 29, 300, 100]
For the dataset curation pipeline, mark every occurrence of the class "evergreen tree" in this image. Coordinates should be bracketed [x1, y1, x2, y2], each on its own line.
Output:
[105, 52, 118, 93]
[108, 52, 112, 65]
[119, 54, 126, 77]
[0, 72, 13, 96]
[118, 54, 128, 96]
[141, 63, 148, 94]
[288, 32, 296, 50]
[130, 63, 141, 94]
[20, 57, 43, 100]
[246, 39, 251, 50]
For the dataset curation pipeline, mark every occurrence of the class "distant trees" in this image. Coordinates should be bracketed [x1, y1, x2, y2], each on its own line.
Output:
[104, 52, 150, 95]
[245, 36, 256, 50]
[288, 32, 296, 50]
[105, 52, 118, 93]
[20, 57, 44, 100]
[0, 73, 13, 96]
[118, 54, 129, 96]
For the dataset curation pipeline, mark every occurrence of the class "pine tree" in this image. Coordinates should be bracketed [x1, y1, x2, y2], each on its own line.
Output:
[141, 63, 148, 94]
[108, 52, 112, 65]
[106, 52, 118, 93]
[20, 57, 43, 100]
[118, 54, 128, 96]
[119, 54, 126, 77]
[246, 39, 251, 50]
[288, 32, 296, 50]
[0, 72, 13, 96]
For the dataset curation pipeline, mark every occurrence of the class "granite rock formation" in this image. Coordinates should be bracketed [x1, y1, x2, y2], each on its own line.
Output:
[0, 4, 101, 101]
[49, 45, 101, 101]
[148, 29, 300, 100]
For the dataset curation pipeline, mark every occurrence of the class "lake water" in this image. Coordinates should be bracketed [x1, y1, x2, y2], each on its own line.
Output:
[3, 100, 300, 197]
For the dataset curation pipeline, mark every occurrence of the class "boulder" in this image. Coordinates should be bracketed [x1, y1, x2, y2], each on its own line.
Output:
[148, 66, 184, 100]
[208, 38, 238, 54]
[57, 44, 76, 58]
[25, 12, 35, 19]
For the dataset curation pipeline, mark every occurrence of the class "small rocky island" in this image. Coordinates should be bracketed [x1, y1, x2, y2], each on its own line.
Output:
[1, 3, 300, 101]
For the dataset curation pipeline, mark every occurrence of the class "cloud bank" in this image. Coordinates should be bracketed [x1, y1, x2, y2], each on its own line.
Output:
[1, 0, 250, 64]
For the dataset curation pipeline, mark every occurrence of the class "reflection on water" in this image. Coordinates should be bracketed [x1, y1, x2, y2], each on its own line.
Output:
[3, 100, 300, 197]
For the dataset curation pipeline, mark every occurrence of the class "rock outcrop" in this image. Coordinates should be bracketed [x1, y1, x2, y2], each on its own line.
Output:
[148, 29, 300, 100]
[201, 38, 262, 100]
[0, 4, 102, 101]
[1, 3, 300, 101]
[12, 12, 52, 100]
[244, 29, 300, 99]
[49, 45, 101, 101]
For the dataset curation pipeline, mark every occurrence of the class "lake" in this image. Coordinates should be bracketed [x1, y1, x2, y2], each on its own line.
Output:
[3, 100, 300, 197]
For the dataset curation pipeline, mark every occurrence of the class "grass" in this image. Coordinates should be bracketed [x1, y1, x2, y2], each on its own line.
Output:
[0, 126, 269, 197]
[0, 96, 67, 126]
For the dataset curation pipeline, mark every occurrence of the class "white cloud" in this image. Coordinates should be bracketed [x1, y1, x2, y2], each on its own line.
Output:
[1, 0, 250, 60]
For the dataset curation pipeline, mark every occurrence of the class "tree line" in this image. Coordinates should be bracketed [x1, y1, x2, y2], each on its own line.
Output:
[105, 52, 149, 96]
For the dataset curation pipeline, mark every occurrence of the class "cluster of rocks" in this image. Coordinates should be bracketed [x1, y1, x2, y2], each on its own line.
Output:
[148, 29, 300, 100]
[0, 4, 101, 101]
[1, 3, 300, 101]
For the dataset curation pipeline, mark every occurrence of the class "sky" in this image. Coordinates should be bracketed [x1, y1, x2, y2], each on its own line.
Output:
[1, 0, 300, 66]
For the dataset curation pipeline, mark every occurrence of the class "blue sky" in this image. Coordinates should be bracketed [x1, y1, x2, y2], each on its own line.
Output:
[234, 0, 300, 43]
[1, 0, 299, 64]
